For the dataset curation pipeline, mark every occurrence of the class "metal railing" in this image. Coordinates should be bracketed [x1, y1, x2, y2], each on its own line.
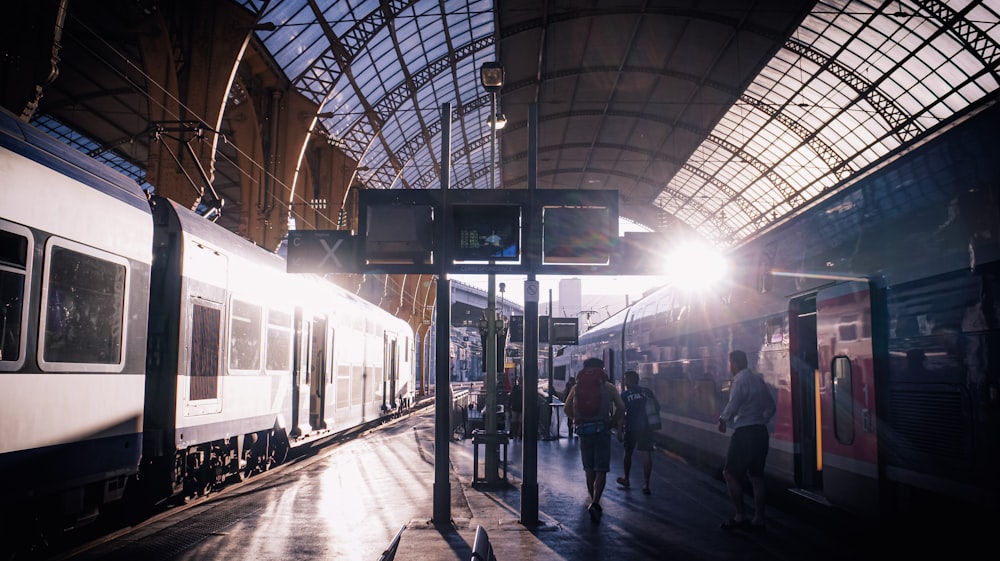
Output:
[471, 524, 496, 561]
[377, 524, 406, 561]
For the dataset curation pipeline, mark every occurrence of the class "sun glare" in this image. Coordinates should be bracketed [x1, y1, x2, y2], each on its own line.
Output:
[664, 241, 727, 291]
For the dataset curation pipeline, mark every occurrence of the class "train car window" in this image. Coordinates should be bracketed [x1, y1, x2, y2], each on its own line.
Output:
[337, 364, 351, 408]
[838, 315, 859, 341]
[229, 299, 262, 371]
[40, 240, 127, 371]
[0, 223, 30, 370]
[352, 365, 364, 404]
[831, 355, 855, 444]
[371, 365, 383, 401]
[266, 309, 293, 372]
[766, 318, 784, 344]
[190, 302, 221, 400]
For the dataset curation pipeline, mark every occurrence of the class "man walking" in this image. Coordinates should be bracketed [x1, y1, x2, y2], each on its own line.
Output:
[718, 350, 775, 533]
[617, 370, 659, 495]
[564, 358, 625, 523]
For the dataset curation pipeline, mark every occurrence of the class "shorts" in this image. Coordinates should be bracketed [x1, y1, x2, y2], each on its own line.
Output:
[623, 429, 654, 453]
[578, 431, 612, 472]
[724, 424, 770, 478]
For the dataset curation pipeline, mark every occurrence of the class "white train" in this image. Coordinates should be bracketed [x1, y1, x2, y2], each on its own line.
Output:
[0, 106, 415, 546]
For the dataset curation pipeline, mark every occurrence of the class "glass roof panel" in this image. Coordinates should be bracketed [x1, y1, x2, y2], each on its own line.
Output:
[286, 0, 497, 195]
[660, 0, 1000, 246]
[32, 114, 154, 192]
[253, 0, 996, 247]
[259, 4, 327, 78]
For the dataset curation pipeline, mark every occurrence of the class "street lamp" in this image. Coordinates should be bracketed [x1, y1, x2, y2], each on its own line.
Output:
[488, 112, 507, 130]
[480, 61, 504, 92]
[478, 62, 506, 485]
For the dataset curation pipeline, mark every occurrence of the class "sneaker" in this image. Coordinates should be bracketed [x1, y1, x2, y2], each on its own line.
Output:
[616, 476, 630, 489]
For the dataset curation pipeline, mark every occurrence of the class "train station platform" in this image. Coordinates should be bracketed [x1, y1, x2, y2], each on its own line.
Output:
[393, 407, 880, 561]
[56, 401, 987, 561]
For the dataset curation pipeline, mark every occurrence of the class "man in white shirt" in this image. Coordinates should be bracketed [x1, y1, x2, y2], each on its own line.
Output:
[717, 349, 775, 533]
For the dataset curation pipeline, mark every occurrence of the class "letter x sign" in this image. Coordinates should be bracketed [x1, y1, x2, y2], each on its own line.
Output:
[286, 230, 358, 273]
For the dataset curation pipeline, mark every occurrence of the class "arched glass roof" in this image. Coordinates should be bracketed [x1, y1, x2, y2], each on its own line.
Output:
[254, 0, 499, 197]
[660, 0, 1000, 245]
[246, 0, 1000, 248]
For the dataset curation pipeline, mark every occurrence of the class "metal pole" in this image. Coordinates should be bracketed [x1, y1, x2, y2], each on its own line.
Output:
[520, 102, 540, 525]
[482, 87, 501, 483]
[484, 270, 499, 483]
[548, 290, 554, 403]
[432, 102, 452, 524]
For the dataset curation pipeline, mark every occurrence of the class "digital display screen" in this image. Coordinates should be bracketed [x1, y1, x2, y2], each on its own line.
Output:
[451, 204, 521, 262]
[542, 206, 614, 265]
[364, 204, 434, 265]
[550, 319, 579, 345]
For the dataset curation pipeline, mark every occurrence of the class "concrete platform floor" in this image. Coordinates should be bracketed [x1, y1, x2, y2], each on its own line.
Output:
[49, 406, 974, 561]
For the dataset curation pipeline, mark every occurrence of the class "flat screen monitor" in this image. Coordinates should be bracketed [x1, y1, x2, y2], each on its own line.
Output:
[364, 204, 434, 264]
[451, 204, 521, 262]
[542, 206, 614, 265]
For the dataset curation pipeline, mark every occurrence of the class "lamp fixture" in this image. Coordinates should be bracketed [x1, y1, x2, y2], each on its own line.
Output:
[488, 112, 507, 130]
[480, 61, 504, 91]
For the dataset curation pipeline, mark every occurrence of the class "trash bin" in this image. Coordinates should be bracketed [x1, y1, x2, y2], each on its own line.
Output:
[472, 429, 509, 483]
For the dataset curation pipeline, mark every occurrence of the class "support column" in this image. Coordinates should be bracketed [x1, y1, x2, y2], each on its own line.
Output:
[432, 103, 452, 524]
[520, 102, 540, 525]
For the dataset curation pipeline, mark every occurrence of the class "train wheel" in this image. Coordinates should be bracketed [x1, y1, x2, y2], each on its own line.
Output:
[239, 446, 261, 481]
[269, 431, 290, 468]
[227, 438, 253, 483]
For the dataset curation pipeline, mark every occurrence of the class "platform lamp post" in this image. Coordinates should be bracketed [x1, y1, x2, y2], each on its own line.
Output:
[479, 61, 505, 484]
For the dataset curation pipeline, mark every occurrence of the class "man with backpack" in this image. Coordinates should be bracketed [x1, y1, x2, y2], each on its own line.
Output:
[616, 370, 661, 495]
[564, 357, 625, 523]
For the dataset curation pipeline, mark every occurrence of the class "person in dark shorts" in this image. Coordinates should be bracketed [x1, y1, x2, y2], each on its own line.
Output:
[564, 358, 625, 523]
[718, 350, 775, 533]
[616, 370, 659, 494]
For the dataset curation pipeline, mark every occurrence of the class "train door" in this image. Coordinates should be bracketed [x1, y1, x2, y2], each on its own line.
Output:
[383, 333, 397, 412]
[813, 281, 880, 516]
[603, 348, 617, 384]
[290, 308, 309, 438]
[789, 294, 821, 493]
[186, 298, 224, 415]
[182, 240, 227, 418]
[309, 316, 328, 429]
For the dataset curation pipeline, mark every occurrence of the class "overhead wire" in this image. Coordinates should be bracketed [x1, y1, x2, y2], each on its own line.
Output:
[65, 12, 339, 232]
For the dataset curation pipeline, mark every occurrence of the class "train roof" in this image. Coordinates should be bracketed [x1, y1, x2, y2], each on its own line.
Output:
[0, 107, 150, 216]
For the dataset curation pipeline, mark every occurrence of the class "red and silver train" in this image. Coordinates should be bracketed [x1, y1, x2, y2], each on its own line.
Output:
[0, 106, 415, 545]
[554, 97, 1000, 523]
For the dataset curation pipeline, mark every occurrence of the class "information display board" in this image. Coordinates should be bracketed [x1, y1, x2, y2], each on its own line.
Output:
[451, 204, 521, 262]
[288, 188, 630, 275]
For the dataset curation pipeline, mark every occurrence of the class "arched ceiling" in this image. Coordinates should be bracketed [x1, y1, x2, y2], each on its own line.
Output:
[252, 0, 1000, 247]
[9, 0, 1000, 249]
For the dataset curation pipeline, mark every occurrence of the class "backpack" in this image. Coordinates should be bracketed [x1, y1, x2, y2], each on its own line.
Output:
[643, 388, 662, 430]
[573, 367, 606, 422]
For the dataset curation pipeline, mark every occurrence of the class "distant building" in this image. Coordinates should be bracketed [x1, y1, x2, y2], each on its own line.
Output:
[558, 278, 582, 319]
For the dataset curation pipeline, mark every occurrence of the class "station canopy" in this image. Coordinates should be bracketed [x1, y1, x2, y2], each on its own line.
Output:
[31, 1, 1000, 248]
